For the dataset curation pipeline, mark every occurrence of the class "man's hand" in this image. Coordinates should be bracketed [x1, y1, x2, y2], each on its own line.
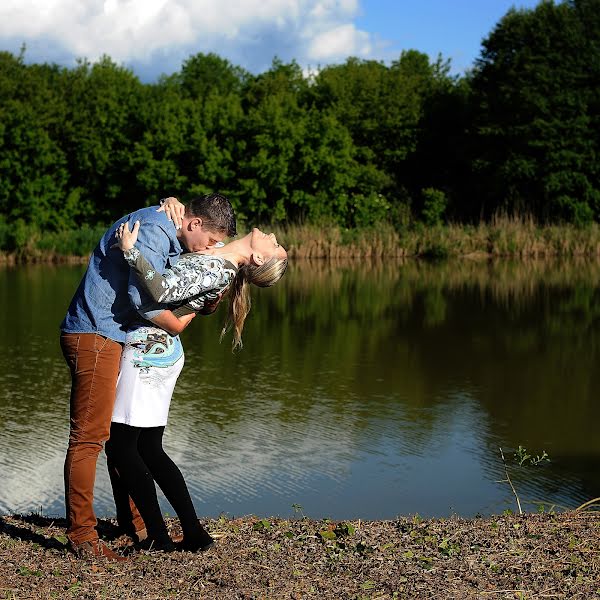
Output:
[115, 221, 140, 251]
[157, 197, 185, 229]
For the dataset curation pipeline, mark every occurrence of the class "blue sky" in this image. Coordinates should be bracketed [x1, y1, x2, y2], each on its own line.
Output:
[355, 0, 541, 73]
[0, 0, 543, 81]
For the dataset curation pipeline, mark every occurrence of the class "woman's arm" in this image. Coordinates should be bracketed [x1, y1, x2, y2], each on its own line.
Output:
[150, 311, 196, 336]
[116, 221, 235, 305]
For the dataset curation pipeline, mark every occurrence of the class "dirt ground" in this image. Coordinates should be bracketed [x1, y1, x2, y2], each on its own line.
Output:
[0, 511, 599, 599]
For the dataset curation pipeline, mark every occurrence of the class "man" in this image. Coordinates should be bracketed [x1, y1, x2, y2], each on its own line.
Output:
[60, 193, 236, 560]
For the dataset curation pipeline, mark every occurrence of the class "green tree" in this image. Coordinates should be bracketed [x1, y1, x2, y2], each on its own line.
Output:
[175, 52, 249, 102]
[234, 60, 310, 222]
[310, 52, 452, 224]
[469, 0, 600, 223]
[60, 56, 146, 220]
[0, 51, 72, 230]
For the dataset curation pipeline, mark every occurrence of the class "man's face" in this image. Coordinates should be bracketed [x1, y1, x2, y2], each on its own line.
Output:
[178, 218, 226, 252]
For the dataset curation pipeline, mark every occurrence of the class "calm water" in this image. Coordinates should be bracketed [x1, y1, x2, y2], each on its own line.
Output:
[1, 258, 599, 520]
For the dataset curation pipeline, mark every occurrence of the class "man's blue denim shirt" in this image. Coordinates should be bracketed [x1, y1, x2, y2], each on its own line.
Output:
[61, 206, 182, 343]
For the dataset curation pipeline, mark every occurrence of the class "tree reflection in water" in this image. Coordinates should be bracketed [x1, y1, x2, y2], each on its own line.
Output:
[1, 258, 599, 518]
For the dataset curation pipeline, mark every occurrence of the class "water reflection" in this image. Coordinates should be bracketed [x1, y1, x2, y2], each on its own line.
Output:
[1, 259, 599, 519]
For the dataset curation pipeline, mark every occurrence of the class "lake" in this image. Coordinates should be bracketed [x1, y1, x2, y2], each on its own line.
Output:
[1, 258, 599, 521]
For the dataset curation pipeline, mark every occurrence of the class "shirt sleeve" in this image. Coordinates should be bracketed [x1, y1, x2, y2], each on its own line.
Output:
[123, 247, 237, 319]
[126, 220, 176, 318]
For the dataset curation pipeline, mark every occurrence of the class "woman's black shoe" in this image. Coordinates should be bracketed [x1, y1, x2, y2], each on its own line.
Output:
[137, 535, 176, 552]
[177, 529, 215, 552]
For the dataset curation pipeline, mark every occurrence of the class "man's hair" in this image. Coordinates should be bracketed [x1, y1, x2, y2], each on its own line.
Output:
[187, 193, 237, 237]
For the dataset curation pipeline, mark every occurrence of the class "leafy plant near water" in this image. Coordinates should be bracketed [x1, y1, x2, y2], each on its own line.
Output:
[498, 445, 550, 514]
[318, 520, 356, 542]
[252, 518, 272, 532]
[291, 503, 306, 519]
[317, 520, 370, 559]
[514, 445, 549, 467]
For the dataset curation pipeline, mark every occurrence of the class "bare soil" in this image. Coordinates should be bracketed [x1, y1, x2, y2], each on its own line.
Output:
[1, 512, 599, 599]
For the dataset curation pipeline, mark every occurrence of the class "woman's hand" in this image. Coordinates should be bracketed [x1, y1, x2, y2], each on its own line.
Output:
[115, 220, 140, 251]
[157, 197, 185, 229]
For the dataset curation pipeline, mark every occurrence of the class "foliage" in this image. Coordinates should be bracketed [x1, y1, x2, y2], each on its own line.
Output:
[469, 0, 600, 222]
[499, 445, 551, 515]
[514, 445, 549, 467]
[1, 2, 599, 240]
[420, 188, 448, 226]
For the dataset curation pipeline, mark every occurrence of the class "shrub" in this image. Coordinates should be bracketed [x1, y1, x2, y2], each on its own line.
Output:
[421, 188, 448, 227]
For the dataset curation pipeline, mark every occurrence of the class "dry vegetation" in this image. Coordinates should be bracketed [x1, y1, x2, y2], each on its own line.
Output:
[1, 511, 599, 599]
[5, 219, 600, 264]
[278, 219, 600, 260]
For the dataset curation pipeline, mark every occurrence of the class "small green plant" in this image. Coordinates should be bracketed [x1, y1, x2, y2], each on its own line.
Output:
[318, 520, 359, 554]
[291, 503, 305, 518]
[498, 445, 550, 514]
[438, 538, 461, 557]
[361, 580, 376, 591]
[17, 566, 42, 577]
[334, 522, 355, 537]
[318, 528, 337, 542]
[515, 445, 549, 467]
[252, 518, 271, 532]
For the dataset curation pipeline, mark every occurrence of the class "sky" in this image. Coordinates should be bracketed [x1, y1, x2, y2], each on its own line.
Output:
[0, 0, 542, 81]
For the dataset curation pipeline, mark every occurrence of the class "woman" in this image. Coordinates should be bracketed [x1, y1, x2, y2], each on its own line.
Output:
[105, 220, 288, 552]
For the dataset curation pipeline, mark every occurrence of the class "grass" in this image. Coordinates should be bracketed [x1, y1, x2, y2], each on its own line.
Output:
[4, 216, 600, 263]
[276, 217, 600, 260]
[1, 512, 599, 599]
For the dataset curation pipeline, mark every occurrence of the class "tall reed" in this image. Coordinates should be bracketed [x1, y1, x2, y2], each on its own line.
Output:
[4, 216, 600, 263]
[273, 217, 600, 260]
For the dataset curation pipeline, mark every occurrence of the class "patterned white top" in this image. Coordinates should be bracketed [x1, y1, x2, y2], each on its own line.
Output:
[124, 247, 238, 316]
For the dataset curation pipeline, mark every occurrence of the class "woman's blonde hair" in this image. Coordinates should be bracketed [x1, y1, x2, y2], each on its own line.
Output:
[221, 257, 288, 350]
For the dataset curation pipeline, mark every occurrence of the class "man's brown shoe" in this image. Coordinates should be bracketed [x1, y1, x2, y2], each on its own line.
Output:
[134, 528, 148, 543]
[71, 539, 128, 562]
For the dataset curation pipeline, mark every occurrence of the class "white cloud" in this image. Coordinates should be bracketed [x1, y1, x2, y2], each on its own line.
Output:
[307, 23, 371, 61]
[0, 0, 380, 78]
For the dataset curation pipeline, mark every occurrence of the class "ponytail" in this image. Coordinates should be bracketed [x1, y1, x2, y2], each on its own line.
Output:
[220, 257, 288, 350]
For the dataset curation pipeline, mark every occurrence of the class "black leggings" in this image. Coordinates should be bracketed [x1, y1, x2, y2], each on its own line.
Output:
[105, 422, 202, 541]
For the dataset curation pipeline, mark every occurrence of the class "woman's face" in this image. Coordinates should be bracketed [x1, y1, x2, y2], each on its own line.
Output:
[248, 228, 287, 262]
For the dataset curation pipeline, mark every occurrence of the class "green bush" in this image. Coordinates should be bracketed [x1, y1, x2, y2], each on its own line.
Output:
[421, 188, 448, 227]
[35, 225, 107, 256]
[0, 216, 8, 250]
[2, 219, 40, 253]
[351, 193, 392, 228]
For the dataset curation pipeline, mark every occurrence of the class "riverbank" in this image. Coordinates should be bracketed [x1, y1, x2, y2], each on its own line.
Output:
[1, 512, 598, 599]
[4, 219, 600, 263]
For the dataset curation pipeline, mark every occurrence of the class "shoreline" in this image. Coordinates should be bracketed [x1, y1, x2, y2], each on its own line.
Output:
[5, 248, 600, 266]
[1, 512, 598, 598]
[5, 219, 600, 263]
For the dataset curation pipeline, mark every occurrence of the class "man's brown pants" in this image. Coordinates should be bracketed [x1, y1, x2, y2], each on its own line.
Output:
[60, 332, 144, 545]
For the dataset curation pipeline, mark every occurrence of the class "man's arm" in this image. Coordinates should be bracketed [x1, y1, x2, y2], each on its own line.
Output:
[125, 217, 175, 319]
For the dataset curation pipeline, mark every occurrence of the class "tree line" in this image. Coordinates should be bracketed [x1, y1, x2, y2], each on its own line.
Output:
[0, 0, 598, 244]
